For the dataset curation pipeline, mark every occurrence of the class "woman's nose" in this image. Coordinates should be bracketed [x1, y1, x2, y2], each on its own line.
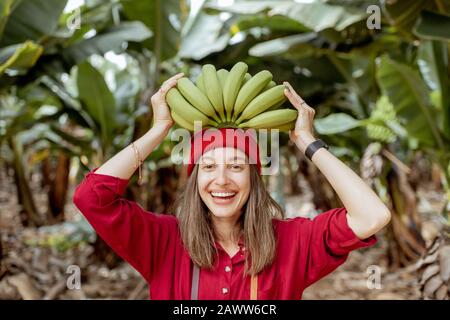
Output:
[214, 165, 230, 185]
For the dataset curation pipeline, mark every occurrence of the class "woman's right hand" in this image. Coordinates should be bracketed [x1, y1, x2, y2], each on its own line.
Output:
[150, 72, 184, 130]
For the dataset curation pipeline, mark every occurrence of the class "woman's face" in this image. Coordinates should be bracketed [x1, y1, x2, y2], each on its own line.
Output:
[197, 147, 251, 220]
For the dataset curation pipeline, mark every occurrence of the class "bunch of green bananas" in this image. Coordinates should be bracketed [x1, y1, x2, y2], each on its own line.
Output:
[166, 62, 297, 131]
[367, 96, 398, 143]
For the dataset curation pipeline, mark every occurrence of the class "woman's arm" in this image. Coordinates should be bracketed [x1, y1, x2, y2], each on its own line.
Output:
[95, 124, 170, 179]
[283, 82, 391, 240]
[95, 73, 184, 179]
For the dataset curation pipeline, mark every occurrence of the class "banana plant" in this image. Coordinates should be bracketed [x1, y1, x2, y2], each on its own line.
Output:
[116, 0, 194, 211]
[0, 0, 152, 224]
[377, 54, 450, 209]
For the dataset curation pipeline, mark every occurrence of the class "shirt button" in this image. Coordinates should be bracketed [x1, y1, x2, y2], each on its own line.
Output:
[225, 266, 231, 272]
[222, 287, 229, 294]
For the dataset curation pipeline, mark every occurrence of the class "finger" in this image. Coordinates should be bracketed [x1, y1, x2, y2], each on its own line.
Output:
[159, 80, 177, 93]
[161, 72, 184, 87]
[284, 89, 300, 110]
[285, 88, 304, 109]
[284, 88, 307, 112]
[283, 82, 317, 116]
[160, 77, 181, 94]
[161, 73, 184, 88]
[283, 82, 301, 98]
[283, 81, 306, 105]
[167, 72, 184, 82]
[285, 89, 316, 115]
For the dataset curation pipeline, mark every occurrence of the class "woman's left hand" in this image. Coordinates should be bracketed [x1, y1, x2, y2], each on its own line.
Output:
[283, 82, 317, 152]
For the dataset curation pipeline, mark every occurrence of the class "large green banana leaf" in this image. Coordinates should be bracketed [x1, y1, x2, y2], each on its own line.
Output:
[314, 113, 363, 135]
[76, 61, 116, 153]
[62, 21, 152, 64]
[248, 33, 317, 57]
[206, 0, 368, 32]
[0, 0, 67, 46]
[235, 14, 309, 33]
[121, 0, 184, 61]
[178, 9, 230, 60]
[414, 10, 450, 41]
[376, 55, 443, 148]
[417, 40, 450, 139]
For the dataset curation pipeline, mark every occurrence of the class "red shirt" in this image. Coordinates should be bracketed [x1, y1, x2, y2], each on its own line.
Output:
[73, 169, 377, 300]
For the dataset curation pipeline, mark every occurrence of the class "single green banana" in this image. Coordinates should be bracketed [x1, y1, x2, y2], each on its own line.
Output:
[266, 100, 285, 112]
[238, 109, 298, 129]
[166, 88, 211, 127]
[171, 110, 195, 131]
[270, 120, 295, 131]
[263, 80, 276, 91]
[202, 64, 226, 121]
[223, 62, 248, 121]
[196, 73, 206, 93]
[177, 77, 221, 122]
[232, 73, 252, 121]
[242, 73, 251, 85]
[217, 69, 229, 89]
[233, 70, 273, 119]
[236, 85, 287, 124]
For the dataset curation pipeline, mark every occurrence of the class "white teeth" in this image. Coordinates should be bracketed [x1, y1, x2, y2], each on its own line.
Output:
[211, 192, 236, 198]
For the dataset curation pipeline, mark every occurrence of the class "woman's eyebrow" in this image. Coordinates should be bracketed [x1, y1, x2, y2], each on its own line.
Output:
[200, 155, 247, 163]
[227, 156, 247, 162]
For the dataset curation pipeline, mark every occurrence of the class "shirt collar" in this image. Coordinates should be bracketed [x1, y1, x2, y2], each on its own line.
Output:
[214, 234, 245, 251]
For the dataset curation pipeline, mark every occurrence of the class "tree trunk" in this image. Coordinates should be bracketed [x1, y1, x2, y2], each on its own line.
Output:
[49, 152, 70, 222]
[42, 151, 71, 223]
[386, 165, 426, 268]
[8, 136, 42, 227]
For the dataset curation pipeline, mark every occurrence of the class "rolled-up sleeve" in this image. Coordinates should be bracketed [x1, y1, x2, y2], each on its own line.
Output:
[72, 168, 177, 283]
[298, 207, 377, 288]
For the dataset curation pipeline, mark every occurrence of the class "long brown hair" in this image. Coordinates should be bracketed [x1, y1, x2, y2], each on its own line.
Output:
[173, 164, 284, 276]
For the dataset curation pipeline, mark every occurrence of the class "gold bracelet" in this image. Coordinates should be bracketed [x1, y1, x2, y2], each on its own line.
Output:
[131, 142, 143, 185]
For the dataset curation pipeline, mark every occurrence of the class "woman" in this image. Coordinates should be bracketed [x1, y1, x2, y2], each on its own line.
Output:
[73, 73, 391, 300]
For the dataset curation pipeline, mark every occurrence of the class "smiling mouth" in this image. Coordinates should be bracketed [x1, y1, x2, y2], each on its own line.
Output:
[210, 191, 237, 200]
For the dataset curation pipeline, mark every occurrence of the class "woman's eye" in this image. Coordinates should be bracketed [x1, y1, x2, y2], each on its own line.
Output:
[230, 164, 243, 170]
[202, 164, 214, 169]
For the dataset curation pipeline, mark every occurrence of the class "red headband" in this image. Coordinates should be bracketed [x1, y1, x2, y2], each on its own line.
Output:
[187, 128, 262, 176]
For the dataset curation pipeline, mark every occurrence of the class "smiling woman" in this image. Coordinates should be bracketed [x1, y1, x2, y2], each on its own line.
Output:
[73, 73, 388, 300]
[174, 129, 283, 278]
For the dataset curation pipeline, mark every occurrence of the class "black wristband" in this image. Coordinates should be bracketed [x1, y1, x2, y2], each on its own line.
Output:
[305, 139, 329, 161]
